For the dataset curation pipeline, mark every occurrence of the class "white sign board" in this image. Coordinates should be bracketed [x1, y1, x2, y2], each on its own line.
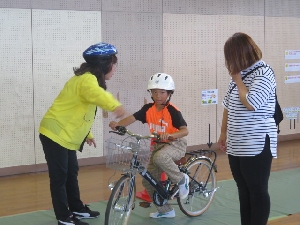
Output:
[285, 50, 300, 60]
[284, 75, 300, 84]
[201, 89, 218, 105]
[285, 63, 300, 72]
[283, 107, 300, 120]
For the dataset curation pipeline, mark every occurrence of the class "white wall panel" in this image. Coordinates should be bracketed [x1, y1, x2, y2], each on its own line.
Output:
[101, 11, 163, 143]
[164, 14, 218, 146]
[163, 0, 264, 16]
[265, 17, 300, 135]
[31, 0, 102, 11]
[102, 0, 162, 12]
[32, 10, 103, 163]
[265, 0, 300, 18]
[0, 9, 34, 168]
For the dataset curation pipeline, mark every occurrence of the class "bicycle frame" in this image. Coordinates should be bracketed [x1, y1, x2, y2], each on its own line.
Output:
[127, 139, 169, 200]
[125, 176, 135, 211]
[109, 126, 218, 201]
[128, 148, 217, 203]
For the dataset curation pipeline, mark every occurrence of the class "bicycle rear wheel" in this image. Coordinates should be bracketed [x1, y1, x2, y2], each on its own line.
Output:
[105, 175, 136, 225]
[177, 158, 216, 217]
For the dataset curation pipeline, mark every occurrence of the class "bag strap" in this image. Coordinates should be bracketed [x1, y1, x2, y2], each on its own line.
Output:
[229, 74, 248, 94]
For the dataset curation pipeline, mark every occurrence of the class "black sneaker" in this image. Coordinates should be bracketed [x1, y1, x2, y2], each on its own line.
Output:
[58, 216, 89, 225]
[72, 205, 100, 219]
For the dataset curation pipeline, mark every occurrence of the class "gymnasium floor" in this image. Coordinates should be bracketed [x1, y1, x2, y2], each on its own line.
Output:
[0, 139, 299, 225]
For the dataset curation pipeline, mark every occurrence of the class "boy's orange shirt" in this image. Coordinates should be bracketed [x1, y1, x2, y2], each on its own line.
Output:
[133, 102, 187, 135]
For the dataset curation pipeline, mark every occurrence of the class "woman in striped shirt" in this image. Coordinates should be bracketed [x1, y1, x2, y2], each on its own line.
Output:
[218, 32, 277, 225]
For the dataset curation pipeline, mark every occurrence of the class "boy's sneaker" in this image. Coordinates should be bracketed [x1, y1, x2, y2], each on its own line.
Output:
[149, 209, 175, 218]
[58, 216, 89, 225]
[178, 173, 189, 199]
[72, 205, 100, 219]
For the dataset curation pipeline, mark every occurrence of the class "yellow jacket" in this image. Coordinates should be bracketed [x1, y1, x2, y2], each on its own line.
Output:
[39, 72, 121, 150]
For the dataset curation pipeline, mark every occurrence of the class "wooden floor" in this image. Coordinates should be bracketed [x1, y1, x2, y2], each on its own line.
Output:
[0, 139, 299, 224]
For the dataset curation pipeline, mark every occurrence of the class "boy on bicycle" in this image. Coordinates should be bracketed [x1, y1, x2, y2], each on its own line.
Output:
[109, 73, 189, 218]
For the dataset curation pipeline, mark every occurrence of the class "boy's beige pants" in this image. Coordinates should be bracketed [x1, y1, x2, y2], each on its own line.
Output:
[142, 138, 187, 213]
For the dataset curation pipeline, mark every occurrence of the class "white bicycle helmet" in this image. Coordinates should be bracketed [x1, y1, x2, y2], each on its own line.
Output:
[147, 73, 175, 91]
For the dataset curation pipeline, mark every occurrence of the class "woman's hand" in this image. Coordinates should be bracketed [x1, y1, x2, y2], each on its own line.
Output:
[86, 138, 97, 148]
[230, 73, 254, 110]
[230, 72, 242, 82]
[218, 133, 227, 152]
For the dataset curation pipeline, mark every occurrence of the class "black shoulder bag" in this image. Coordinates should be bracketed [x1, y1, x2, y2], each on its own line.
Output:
[274, 92, 283, 133]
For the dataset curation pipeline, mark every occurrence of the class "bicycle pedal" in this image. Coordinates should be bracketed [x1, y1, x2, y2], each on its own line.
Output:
[139, 202, 152, 208]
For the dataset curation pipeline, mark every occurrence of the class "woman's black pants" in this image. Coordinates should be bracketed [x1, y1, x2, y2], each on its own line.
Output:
[39, 134, 84, 220]
[228, 135, 272, 225]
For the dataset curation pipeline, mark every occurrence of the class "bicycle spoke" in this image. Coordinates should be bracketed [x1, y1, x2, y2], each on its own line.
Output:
[177, 158, 216, 217]
[105, 176, 135, 225]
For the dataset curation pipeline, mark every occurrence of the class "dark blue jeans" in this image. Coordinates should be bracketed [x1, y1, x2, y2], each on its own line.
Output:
[40, 134, 84, 220]
[228, 135, 272, 225]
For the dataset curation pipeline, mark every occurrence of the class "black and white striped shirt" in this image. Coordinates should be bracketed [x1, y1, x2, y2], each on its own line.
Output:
[223, 60, 277, 157]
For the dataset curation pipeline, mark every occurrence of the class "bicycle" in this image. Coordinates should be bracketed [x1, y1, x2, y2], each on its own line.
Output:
[104, 126, 219, 225]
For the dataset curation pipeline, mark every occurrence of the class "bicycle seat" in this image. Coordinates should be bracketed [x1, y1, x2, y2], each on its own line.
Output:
[174, 157, 187, 165]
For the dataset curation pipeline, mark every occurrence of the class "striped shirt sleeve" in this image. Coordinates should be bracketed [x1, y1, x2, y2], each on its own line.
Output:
[246, 66, 276, 111]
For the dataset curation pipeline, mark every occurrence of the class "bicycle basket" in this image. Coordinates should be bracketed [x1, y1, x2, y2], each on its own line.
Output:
[105, 136, 153, 172]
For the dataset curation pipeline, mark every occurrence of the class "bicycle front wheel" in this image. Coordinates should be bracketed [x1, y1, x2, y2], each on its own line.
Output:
[177, 158, 216, 217]
[105, 175, 136, 225]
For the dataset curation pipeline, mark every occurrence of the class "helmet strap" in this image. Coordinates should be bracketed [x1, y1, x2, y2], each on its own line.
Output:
[165, 94, 172, 105]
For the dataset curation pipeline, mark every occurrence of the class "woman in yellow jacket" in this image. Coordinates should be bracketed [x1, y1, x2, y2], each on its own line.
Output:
[39, 43, 125, 225]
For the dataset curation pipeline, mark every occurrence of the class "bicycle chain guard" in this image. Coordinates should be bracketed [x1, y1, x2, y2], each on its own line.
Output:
[153, 191, 168, 206]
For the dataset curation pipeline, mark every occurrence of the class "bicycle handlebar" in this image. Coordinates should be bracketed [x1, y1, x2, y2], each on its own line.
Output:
[109, 126, 159, 140]
[109, 126, 178, 143]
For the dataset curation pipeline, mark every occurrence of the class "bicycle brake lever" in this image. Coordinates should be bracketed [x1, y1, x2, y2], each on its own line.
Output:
[109, 131, 125, 135]
[152, 133, 177, 143]
[151, 132, 161, 142]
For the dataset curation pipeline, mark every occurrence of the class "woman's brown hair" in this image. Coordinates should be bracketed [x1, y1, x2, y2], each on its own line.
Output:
[73, 55, 117, 90]
[224, 32, 262, 75]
